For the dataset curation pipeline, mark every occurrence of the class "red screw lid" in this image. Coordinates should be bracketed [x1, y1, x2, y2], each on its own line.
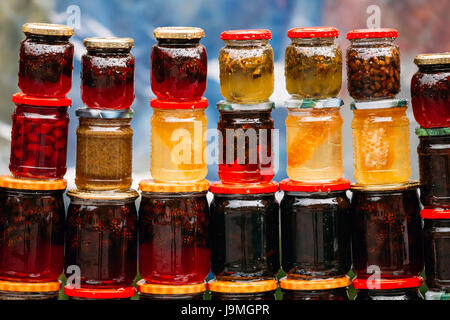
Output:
[352, 277, 423, 290]
[279, 178, 351, 192]
[150, 98, 209, 110]
[421, 208, 450, 219]
[287, 27, 339, 38]
[347, 28, 398, 39]
[12, 92, 71, 107]
[210, 181, 278, 194]
[220, 29, 272, 40]
[64, 285, 136, 299]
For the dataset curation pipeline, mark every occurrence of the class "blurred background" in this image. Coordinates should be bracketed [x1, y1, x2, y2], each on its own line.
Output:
[0, 0, 449, 187]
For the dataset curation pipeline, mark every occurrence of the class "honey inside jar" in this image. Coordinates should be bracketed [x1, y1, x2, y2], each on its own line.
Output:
[219, 29, 274, 103]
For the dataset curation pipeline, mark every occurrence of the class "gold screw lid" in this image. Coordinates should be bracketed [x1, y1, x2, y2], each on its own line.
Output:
[67, 189, 139, 201]
[414, 53, 450, 65]
[22, 22, 74, 36]
[351, 180, 420, 191]
[83, 37, 135, 49]
[153, 26, 205, 40]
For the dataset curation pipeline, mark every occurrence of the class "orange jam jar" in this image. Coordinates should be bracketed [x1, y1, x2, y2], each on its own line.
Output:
[351, 99, 411, 185]
[286, 98, 344, 182]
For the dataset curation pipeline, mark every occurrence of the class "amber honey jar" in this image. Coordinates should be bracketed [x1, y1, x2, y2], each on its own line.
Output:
[137, 280, 205, 300]
[208, 279, 277, 300]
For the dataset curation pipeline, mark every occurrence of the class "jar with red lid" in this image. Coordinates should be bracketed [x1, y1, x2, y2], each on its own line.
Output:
[82, 37, 135, 110]
[137, 280, 205, 300]
[346, 28, 400, 101]
[208, 280, 277, 300]
[280, 179, 351, 280]
[64, 286, 135, 300]
[138, 180, 210, 285]
[9, 93, 70, 179]
[353, 277, 424, 300]
[350, 182, 424, 280]
[422, 209, 450, 292]
[280, 276, 350, 300]
[411, 53, 450, 128]
[19, 23, 74, 98]
[0, 176, 65, 287]
[285, 27, 342, 99]
[64, 190, 138, 290]
[210, 182, 280, 281]
[151, 27, 207, 100]
[219, 29, 274, 104]
[217, 100, 274, 183]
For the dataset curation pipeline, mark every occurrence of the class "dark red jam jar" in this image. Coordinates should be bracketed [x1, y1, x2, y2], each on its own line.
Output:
[82, 37, 135, 109]
[138, 180, 210, 285]
[210, 182, 280, 281]
[137, 280, 205, 300]
[217, 101, 274, 183]
[64, 190, 138, 290]
[151, 27, 207, 100]
[10, 93, 70, 179]
[350, 182, 424, 279]
[280, 276, 350, 300]
[208, 279, 277, 300]
[411, 53, 450, 128]
[280, 179, 351, 280]
[416, 127, 450, 208]
[0, 280, 60, 300]
[422, 209, 450, 291]
[353, 277, 424, 300]
[0, 176, 65, 284]
[19, 23, 74, 98]
[64, 286, 135, 300]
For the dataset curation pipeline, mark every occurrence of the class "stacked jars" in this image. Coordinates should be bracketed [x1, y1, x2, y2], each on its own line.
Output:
[280, 27, 351, 300]
[208, 29, 279, 300]
[136, 27, 210, 300]
[412, 53, 450, 300]
[0, 23, 74, 300]
[346, 28, 424, 299]
[64, 37, 138, 300]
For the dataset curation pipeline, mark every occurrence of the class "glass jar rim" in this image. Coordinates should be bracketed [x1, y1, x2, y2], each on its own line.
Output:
[216, 100, 274, 111]
[75, 107, 134, 119]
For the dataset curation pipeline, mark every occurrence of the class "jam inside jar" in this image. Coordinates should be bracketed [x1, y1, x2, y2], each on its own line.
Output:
[0, 177, 66, 283]
[138, 180, 210, 285]
[151, 27, 207, 100]
[82, 37, 135, 110]
[10, 93, 70, 180]
[411, 54, 450, 128]
[217, 101, 274, 183]
[18, 23, 74, 98]
[64, 190, 138, 289]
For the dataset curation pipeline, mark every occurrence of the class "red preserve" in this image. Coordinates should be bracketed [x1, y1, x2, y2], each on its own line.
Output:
[19, 23, 74, 98]
[9, 93, 70, 179]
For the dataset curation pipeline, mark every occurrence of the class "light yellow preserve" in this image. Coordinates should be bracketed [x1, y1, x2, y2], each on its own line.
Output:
[150, 108, 207, 182]
[286, 107, 343, 182]
[352, 106, 411, 185]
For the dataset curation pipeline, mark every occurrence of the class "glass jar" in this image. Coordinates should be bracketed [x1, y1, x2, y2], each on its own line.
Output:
[208, 280, 277, 300]
[0, 176, 65, 283]
[64, 286, 135, 300]
[217, 101, 274, 183]
[210, 182, 280, 281]
[219, 29, 274, 103]
[286, 98, 344, 182]
[411, 53, 450, 128]
[422, 209, 450, 291]
[82, 37, 135, 110]
[0, 280, 60, 300]
[352, 99, 411, 185]
[75, 108, 133, 191]
[346, 29, 400, 101]
[280, 179, 351, 279]
[9, 93, 70, 179]
[350, 182, 424, 279]
[285, 27, 342, 99]
[64, 190, 138, 290]
[353, 277, 423, 300]
[138, 180, 210, 285]
[19, 23, 74, 98]
[137, 280, 205, 300]
[150, 99, 208, 182]
[280, 276, 349, 300]
[416, 128, 450, 208]
[151, 27, 207, 100]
